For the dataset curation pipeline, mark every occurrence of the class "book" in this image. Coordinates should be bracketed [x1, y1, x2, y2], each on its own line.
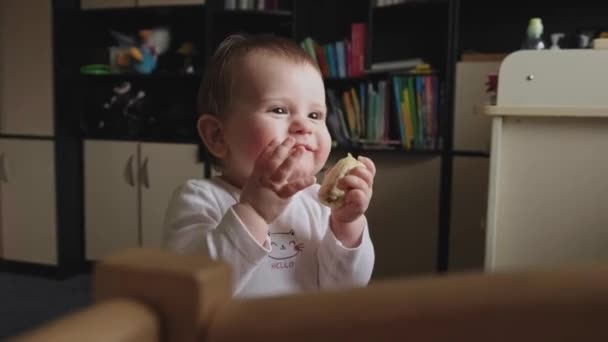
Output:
[351, 23, 366, 76]
[335, 41, 346, 78]
[326, 89, 350, 144]
[369, 58, 424, 72]
[391, 76, 406, 147]
[313, 42, 330, 77]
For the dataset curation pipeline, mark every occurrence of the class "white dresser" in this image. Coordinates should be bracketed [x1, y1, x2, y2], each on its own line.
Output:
[484, 48, 608, 270]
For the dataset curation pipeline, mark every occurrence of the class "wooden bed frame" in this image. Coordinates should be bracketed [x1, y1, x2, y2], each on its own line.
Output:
[12, 248, 608, 341]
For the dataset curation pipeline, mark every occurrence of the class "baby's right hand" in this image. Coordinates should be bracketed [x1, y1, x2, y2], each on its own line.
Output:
[239, 137, 316, 224]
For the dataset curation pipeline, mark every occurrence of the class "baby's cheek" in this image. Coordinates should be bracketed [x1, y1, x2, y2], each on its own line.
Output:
[246, 131, 276, 160]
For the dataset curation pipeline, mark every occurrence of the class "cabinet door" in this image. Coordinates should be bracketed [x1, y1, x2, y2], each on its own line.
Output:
[449, 157, 490, 271]
[365, 154, 441, 279]
[137, 0, 205, 6]
[84, 140, 139, 260]
[0, 139, 57, 264]
[0, 1, 54, 136]
[80, 0, 137, 9]
[140, 142, 203, 248]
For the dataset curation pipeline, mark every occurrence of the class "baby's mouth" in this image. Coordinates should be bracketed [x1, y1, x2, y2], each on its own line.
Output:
[294, 143, 314, 152]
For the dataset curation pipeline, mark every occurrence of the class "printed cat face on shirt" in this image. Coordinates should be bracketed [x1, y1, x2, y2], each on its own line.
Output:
[268, 229, 304, 260]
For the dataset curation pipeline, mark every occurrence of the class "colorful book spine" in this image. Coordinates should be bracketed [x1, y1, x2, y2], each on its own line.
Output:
[351, 23, 366, 76]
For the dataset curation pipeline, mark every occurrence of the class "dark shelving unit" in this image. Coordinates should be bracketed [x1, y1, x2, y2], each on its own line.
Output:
[22, 0, 608, 278]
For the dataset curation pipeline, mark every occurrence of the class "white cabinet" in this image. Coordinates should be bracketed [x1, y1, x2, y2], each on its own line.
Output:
[0, 0, 54, 136]
[485, 50, 608, 270]
[85, 140, 203, 260]
[0, 139, 57, 265]
[139, 142, 205, 247]
[84, 141, 139, 260]
[81, 0, 204, 9]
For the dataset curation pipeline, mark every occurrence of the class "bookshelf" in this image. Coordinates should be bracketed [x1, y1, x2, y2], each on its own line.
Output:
[294, 0, 456, 278]
[21, 0, 607, 278]
[36, 0, 457, 278]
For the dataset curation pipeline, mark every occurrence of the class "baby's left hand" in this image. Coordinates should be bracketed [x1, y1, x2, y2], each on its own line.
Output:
[330, 156, 376, 223]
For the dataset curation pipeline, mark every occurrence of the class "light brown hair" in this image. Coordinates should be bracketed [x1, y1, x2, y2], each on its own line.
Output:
[197, 33, 321, 117]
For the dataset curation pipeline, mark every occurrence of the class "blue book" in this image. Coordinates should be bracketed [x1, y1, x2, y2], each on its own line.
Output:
[325, 44, 337, 78]
[335, 41, 346, 78]
[359, 82, 366, 138]
[392, 76, 405, 146]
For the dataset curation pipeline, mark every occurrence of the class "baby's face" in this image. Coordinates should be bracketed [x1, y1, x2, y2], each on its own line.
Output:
[221, 52, 331, 186]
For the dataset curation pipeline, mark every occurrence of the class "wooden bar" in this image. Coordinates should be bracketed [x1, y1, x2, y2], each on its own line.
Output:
[12, 249, 608, 342]
[206, 265, 608, 342]
[94, 248, 232, 342]
[13, 299, 160, 342]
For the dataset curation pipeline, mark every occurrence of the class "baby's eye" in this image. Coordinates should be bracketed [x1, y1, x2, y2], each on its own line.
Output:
[271, 107, 288, 114]
[309, 112, 324, 120]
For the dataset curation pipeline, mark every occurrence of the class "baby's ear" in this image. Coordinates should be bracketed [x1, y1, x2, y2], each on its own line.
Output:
[197, 114, 228, 159]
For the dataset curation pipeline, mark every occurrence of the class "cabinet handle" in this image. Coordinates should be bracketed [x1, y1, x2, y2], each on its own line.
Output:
[124, 155, 135, 187]
[141, 157, 150, 189]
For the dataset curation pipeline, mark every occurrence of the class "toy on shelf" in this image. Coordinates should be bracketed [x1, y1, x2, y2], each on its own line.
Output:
[577, 30, 595, 49]
[176, 42, 198, 74]
[485, 72, 498, 105]
[550, 33, 565, 50]
[109, 27, 171, 74]
[98, 81, 154, 137]
[522, 18, 545, 50]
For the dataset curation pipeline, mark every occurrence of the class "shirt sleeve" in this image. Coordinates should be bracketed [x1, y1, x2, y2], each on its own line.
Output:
[317, 215, 375, 289]
[162, 181, 271, 294]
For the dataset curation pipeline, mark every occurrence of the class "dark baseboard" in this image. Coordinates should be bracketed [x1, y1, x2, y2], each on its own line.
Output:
[0, 260, 92, 279]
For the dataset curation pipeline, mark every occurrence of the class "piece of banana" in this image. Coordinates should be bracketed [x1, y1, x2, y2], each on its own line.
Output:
[318, 153, 365, 208]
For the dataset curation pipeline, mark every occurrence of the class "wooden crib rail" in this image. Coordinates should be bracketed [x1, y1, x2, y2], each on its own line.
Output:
[207, 265, 608, 342]
[13, 248, 608, 342]
[14, 299, 160, 342]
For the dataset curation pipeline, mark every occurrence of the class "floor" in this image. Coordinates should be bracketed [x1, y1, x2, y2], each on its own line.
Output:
[0, 272, 92, 339]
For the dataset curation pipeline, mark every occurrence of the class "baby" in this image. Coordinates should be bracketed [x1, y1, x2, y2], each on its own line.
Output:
[163, 34, 375, 298]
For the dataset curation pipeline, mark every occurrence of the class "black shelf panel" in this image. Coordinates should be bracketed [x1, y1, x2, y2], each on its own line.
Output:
[451, 150, 490, 158]
[459, 1, 608, 53]
[214, 9, 293, 17]
[370, 1, 449, 73]
[372, 0, 449, 9]
[332, 143, 442, 156]
[80, 73, 202, 81]
[79, 4, 206, 16]
[324, 69, 439, 85]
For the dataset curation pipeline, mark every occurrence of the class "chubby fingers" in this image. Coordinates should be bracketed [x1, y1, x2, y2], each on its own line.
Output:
[270, 145, 305, 183]
[277, 176, 316, 198]
[252, 137, 295, 186]
[338, 174, 371, 196]
[346, 165, 374, 189]
[267, 137, 296, 171]
[357, 156, 376, 178]
[343, 188, 369, 212]
[337, 156, 375, 192]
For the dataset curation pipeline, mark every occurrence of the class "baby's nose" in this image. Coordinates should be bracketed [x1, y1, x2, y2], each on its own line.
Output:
[289, 117, 312, 134]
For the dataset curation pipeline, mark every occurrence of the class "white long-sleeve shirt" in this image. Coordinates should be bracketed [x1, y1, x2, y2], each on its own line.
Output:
[162, 177, 375, 298]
